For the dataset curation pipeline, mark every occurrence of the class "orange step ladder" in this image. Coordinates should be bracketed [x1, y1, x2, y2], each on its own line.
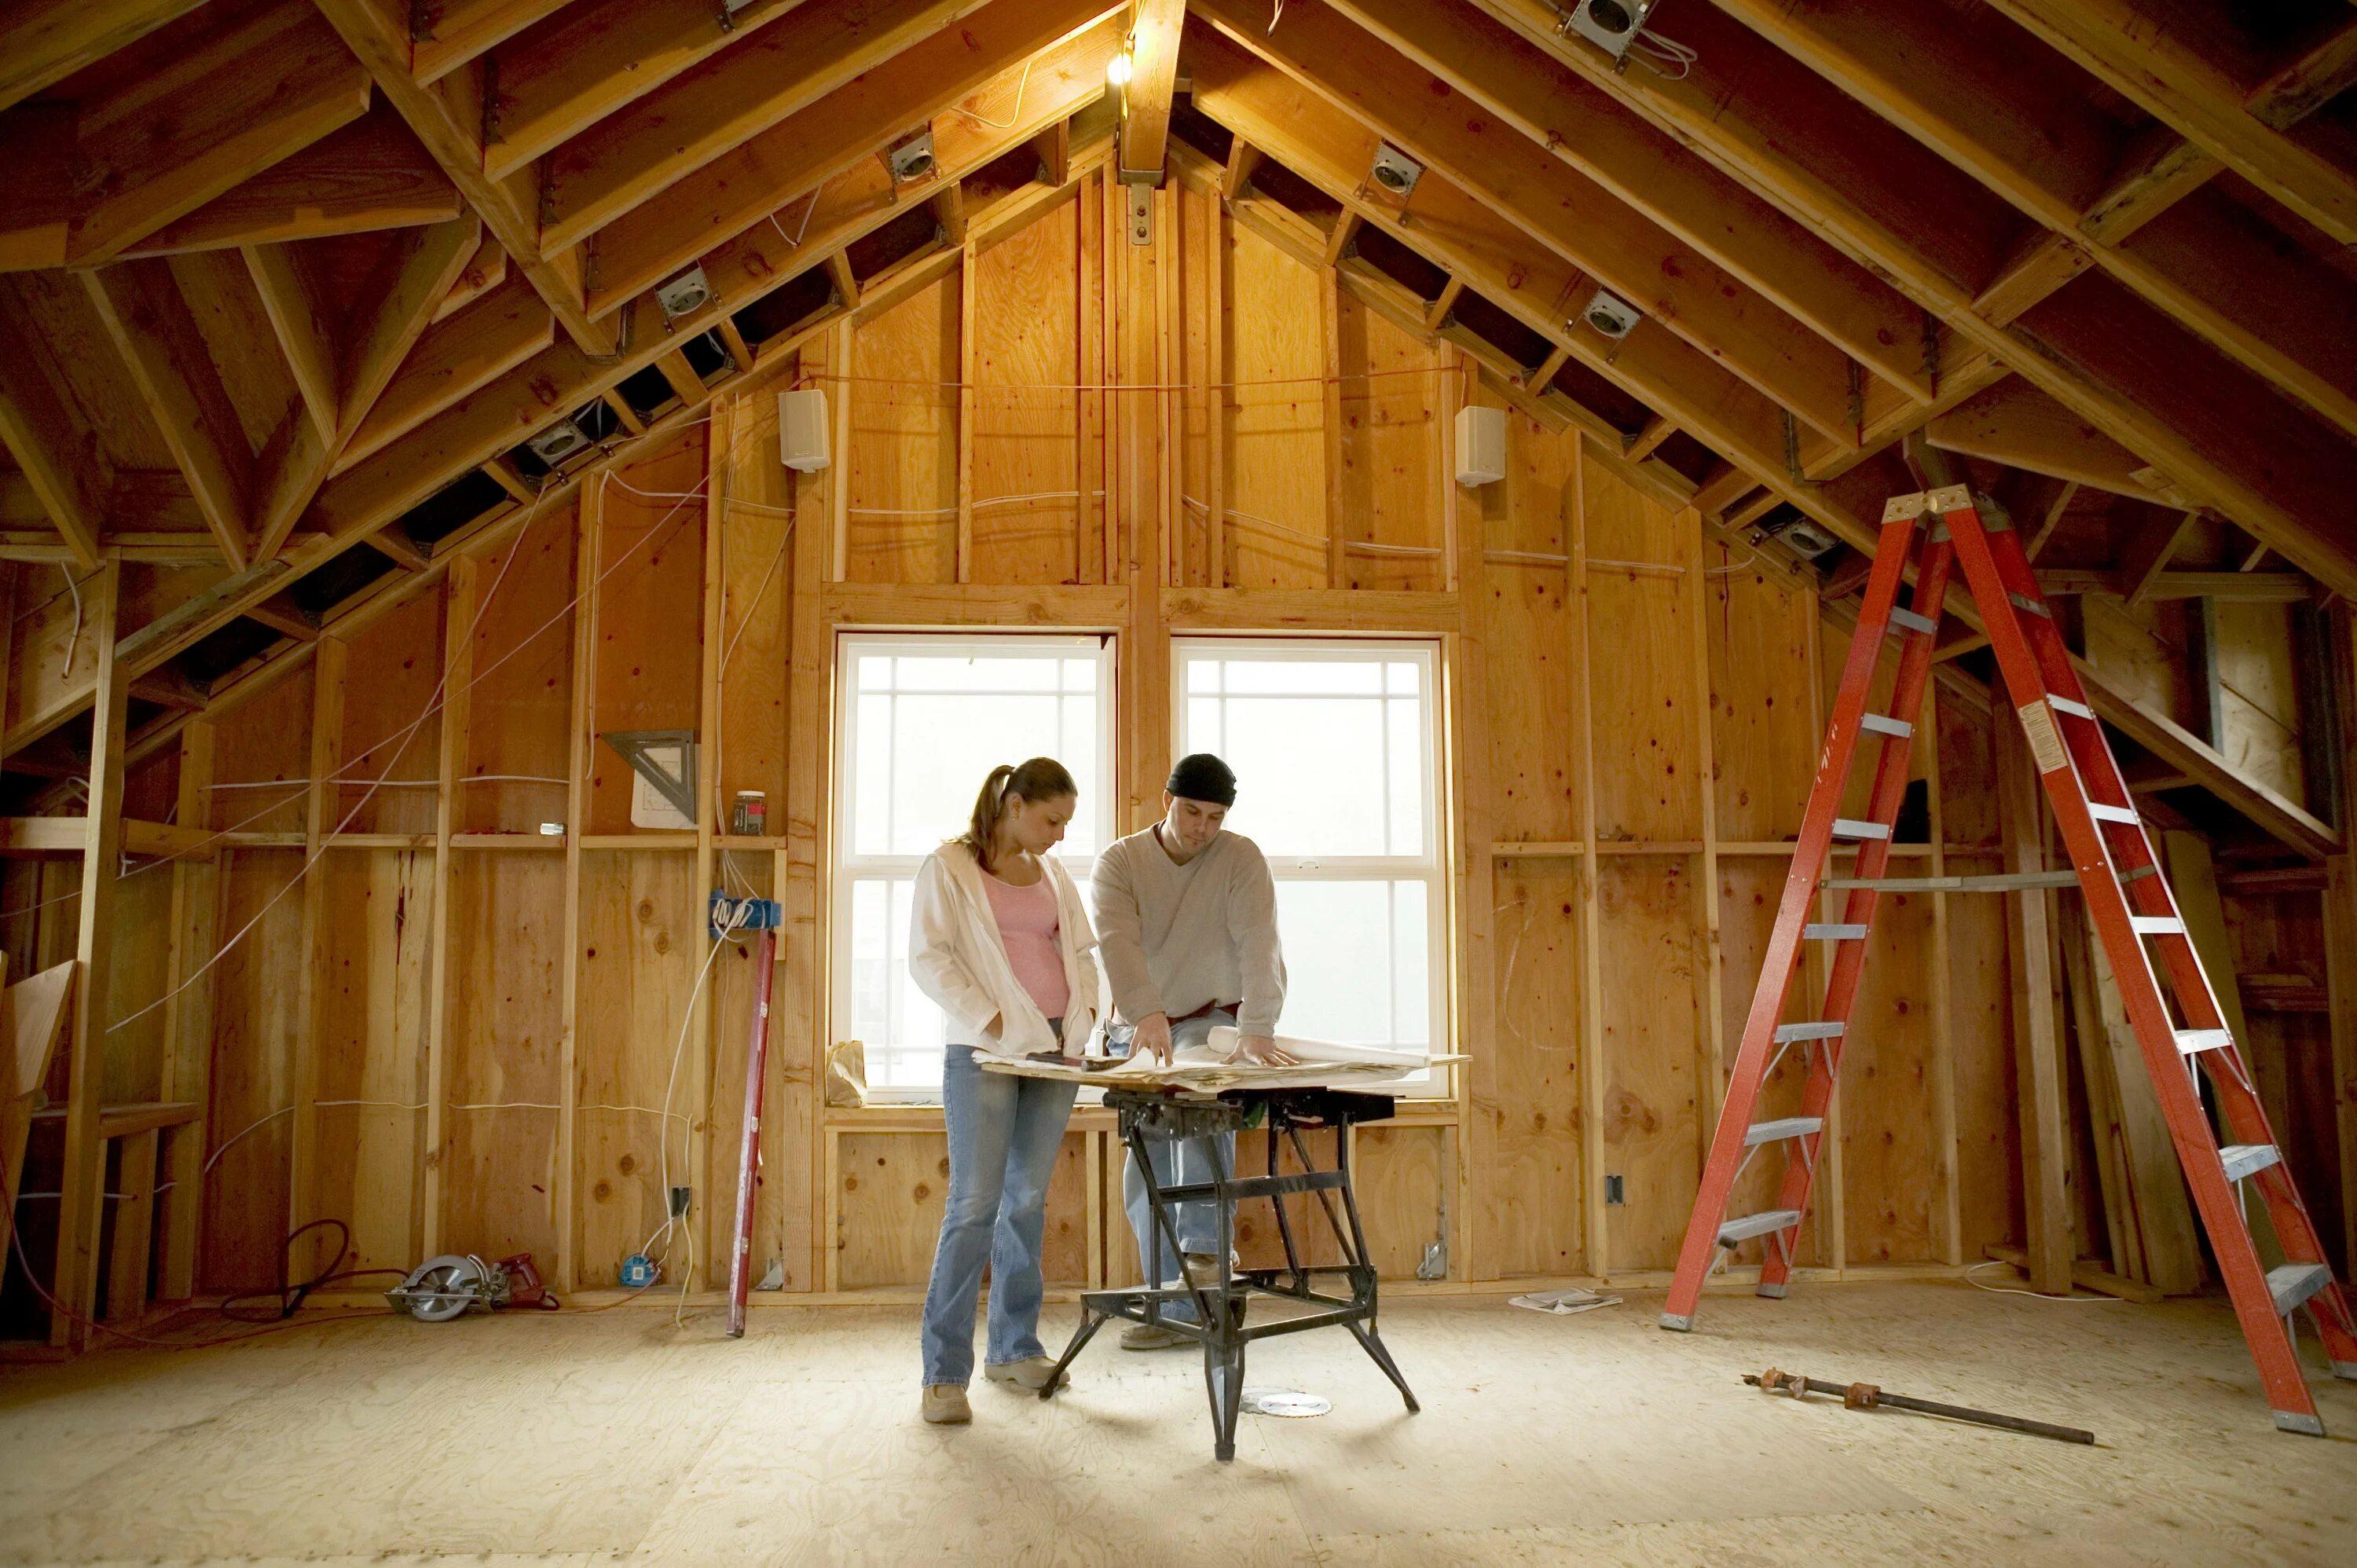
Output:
[1659, 485, 2357, 1436]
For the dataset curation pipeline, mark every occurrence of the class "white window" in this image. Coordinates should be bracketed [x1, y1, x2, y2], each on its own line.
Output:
[833, 634, 1114, 1097]
[1172, 639, 1446, 1094]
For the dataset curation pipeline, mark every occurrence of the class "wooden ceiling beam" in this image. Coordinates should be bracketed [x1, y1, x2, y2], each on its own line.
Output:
[1720, 0, 2357, 452]
[536, 0, 994, 257]
[1985, 0, 2357, 246]
[342, 277, 555, 474]
[0, 280, 106, 570]
[1468, 0, 2357, 603]
[1927, 376, 2176, 504]
[434, 236, 508, 324]
[1118, 0, 1186, 178]
[240, 244, 342, 443]
[2244, 17, 2357, 132]
[307, 0, 613, 356]
[119, 104, 462, 259]
[80, 262, 251, 568]
[1195, 0, 1862, 450]
[1325, 0, 1930, 401]
[0, 0, 207, 116]
[409, 0, 577, 87]
[585, 5, 1121, 316]
[336, 217, 486, 449]
[240, 214, 484, 565]
[24, 2, 372, 269]
[16, 114, 1107, 756]
[485, 0, 823, 180]
[1188, 27, 1795, 484]
[2076, 124, 2220, 247]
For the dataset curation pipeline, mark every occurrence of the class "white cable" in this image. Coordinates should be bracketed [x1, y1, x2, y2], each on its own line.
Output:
[1627, 27, 1698, 80]
[1963, 1260, 2118, 1302]
[60, 565, 84, 677]
[641, 899, 753, 1266]
[768, 192, 820, 251]
[951, 58, 1032, 130]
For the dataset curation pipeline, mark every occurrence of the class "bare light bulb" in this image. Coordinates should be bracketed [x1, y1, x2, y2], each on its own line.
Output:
[1106, 50, 1134, 87]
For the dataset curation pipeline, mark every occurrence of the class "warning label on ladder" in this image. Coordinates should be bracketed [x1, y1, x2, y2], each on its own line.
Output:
[2018, 702, 2068, 775]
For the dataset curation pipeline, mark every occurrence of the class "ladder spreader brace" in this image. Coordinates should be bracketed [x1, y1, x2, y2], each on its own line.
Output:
[1657, 485, 2357, 1437]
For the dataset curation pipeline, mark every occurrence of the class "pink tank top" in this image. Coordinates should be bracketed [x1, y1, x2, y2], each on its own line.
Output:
[984, 870, 1069, 1021]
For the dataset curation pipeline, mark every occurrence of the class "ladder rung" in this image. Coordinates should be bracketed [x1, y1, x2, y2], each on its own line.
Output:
[1824, 870, 2078, 893]
[1887, 607, 1937, 636]
[1744, 1117, 1824, 1145]
[2120, 863, 2158, 884]
[2008, 592, 2051, 619]
[2130, 915, 2186, 936]
[1859, 713, 1913, 738]
[2086, 802, 2139, 825]
[2268, 1262, 2332, 1319]
[2048, 697, 2095, 720]
[1803, 923, 1869, 940]
[1831, 818, 1890, 841]
[2220, 1145, 2282, 1184]
[1772, 1022, 1845, 1043]
[1717, 1209, 1803, 1247]
[2176, 1028, 2234, 1057]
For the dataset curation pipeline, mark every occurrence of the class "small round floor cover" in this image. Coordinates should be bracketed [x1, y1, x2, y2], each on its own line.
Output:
[1238, 1388, 1331, 1417]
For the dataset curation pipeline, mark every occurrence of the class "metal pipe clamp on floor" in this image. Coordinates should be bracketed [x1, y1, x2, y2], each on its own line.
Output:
[1745, 1367, 2095, 1445]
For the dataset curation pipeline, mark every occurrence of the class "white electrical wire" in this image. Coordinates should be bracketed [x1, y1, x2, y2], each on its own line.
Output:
[123, 467, 715, 1047]
[59, 565, 84, 676]
[1963, 1260, 2119, 1302]
[768, 191, 820, 251]
[638, 899, 753, 1269]
[950, 58, 1032, 130]
[1627, 27, 1699, 80]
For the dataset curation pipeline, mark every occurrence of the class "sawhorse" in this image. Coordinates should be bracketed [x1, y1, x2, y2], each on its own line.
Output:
[1040, 1086, 1419, 1460]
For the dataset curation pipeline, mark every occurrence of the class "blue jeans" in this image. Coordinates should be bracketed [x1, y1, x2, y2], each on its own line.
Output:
[1122, 1009, 1238, 1321]
[919, 1041, 1079, 1387]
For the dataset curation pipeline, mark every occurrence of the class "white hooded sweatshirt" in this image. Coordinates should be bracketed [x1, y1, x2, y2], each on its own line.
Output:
[907, 838, 1102, 1059]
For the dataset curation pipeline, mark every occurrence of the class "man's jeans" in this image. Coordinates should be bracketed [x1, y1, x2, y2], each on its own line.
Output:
[919, 1040, 1078, 1386]
[1121, 1008, 1237, 1321]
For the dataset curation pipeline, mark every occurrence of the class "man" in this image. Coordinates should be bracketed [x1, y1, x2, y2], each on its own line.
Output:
[1091, 753, 1295, 1350]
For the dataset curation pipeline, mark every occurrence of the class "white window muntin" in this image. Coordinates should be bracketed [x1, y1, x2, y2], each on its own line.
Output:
[1170, 638, 1446, 1088]
[833, 632, 1116, 1100]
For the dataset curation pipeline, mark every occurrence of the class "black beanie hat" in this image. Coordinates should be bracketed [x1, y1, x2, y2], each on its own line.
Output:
[1165, 753, 1237, 807]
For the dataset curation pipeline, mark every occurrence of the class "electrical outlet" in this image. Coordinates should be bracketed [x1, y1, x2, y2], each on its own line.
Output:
[669, 1185, 692, 1218]
[1605, 1174, 1625, 1206]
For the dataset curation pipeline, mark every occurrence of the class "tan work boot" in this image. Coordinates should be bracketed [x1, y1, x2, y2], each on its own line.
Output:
[984, 1356, 1069, 1391]
[921, 1384, 972, 1424]
[1120, 1321, 1191, 1350]
[1182, 1251, 1233, 1289]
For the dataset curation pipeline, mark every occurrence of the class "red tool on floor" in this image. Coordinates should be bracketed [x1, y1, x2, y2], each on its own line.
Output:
[713, 893, 784, 1339]
[1660, 484, 2357, 1437]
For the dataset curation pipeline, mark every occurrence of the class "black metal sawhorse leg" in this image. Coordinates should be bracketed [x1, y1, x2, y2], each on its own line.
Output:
[1043, 1088, 1419, 1460]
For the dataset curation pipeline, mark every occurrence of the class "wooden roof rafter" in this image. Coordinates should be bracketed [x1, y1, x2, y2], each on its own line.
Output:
[1, 69, 1118, 762]
[1463, 0, 2357, 603]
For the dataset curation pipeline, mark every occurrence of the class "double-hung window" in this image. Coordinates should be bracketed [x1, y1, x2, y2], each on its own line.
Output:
[1171, 639, 1446, 1094]
[833, 634, 1114, 1098]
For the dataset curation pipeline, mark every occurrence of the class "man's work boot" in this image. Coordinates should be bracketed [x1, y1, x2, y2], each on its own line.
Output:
[1120, 1321, 1190, 1350]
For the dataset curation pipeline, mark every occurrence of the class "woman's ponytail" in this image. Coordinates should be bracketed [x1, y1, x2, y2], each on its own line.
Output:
[958, 757, 1077, 872]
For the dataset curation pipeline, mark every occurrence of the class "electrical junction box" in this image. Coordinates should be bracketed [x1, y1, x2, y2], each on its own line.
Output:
[1454, 405, 1507, 487]
[779, 388, 830, 471]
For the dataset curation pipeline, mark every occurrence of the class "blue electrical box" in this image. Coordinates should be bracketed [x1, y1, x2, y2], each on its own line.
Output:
[709, 892, 784, 940]
[620, 1253, 660, 1288]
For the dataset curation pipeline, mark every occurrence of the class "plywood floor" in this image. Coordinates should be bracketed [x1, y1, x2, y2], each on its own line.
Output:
[2, 1282, 2353, 1565]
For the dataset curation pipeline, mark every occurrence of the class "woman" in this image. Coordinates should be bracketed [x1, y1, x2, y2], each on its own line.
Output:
[909, 756, 1098, 1426]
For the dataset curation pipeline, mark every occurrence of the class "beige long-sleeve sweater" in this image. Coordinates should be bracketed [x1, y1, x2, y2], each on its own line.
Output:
[1091, 826, 1285, 1039]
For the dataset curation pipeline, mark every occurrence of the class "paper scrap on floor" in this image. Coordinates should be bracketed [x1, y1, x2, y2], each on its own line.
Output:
[981, 1024, 1466, 1092]
[1508, 1287, 1622, 1315]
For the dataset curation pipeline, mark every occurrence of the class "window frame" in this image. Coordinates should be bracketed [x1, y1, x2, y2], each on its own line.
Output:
[829, 630, 1118, 1102]
[1168, 636, 1450, 1094]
